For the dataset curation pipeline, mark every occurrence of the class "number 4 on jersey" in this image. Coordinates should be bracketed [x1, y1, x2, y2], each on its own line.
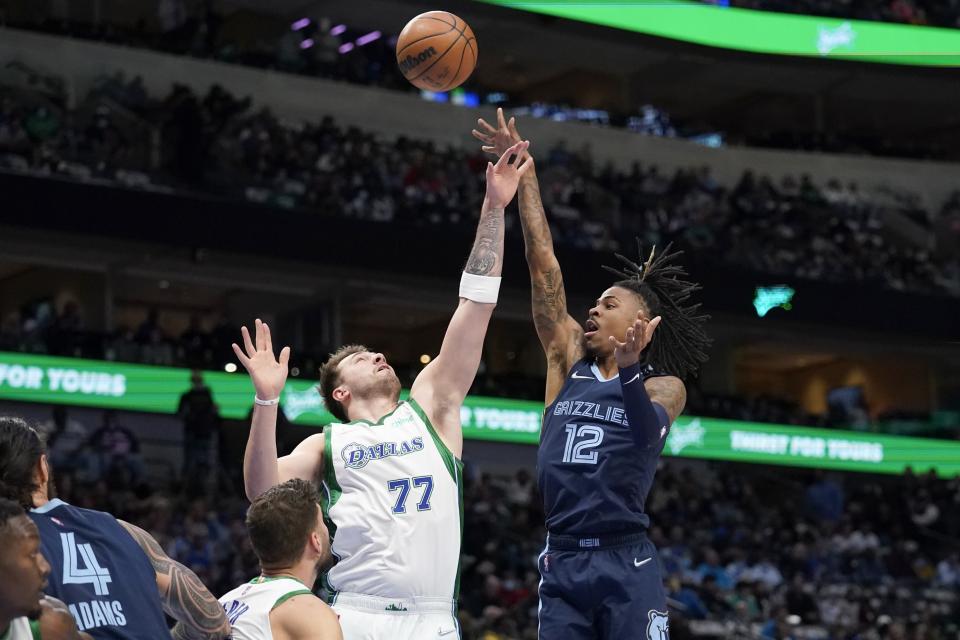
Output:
[60, 532, 112, 596]
[387, 476, 434, 514]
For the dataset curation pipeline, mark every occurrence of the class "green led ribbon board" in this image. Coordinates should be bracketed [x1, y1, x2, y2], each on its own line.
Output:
[0, 351, 957, 476]
[476, 0, 960, 66]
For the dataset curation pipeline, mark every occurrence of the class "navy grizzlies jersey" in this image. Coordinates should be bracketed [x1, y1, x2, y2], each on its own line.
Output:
[538, 359, 670, 536]
[29, 499, 170, 639]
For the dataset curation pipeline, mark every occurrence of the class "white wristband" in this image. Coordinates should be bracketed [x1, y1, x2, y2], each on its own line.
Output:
[254, 396, 280, 406]
[459, 272, 501, 304]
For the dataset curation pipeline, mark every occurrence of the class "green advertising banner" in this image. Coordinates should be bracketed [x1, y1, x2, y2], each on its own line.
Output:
[476, 0, 960, 67]
[663, 416, 960, 477]
[1, 351, 958, 476]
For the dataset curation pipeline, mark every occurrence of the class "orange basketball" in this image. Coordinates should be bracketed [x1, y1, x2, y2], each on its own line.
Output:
[396, 11, 477, 92]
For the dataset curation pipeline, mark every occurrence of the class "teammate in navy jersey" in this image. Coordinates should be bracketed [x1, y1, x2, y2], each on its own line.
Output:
[0, 416, 231, 640]
[474, 111, 710, 640]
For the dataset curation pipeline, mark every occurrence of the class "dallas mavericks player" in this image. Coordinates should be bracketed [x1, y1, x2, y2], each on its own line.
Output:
[236, 141, 532, 640]
[218, 480, 341, 639]
[0, 497, 90, 640]
[473, 111, 710, 640]
[0, 416, 231, 640]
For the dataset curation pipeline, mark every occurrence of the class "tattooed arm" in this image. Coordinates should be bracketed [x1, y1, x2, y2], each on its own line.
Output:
[472, 110, 583, 406]
[118, 521, 231, 640]
[516, 162, 586, 405]
[644, 375, 687, 425]
[411, 142, 531, 456]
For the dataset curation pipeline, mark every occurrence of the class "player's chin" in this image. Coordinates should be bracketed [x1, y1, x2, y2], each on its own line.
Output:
[581, 332, 608, 359]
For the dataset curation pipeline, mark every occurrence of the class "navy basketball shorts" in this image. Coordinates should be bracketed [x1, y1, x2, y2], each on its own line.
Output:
[537, 531, 669, 640]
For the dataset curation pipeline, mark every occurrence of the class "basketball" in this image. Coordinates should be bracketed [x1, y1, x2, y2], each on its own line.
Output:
[396, 11, 477, 92]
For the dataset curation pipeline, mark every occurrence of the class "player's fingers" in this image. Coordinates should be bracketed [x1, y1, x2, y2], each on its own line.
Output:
[497, 107, 507, 130]
[471, 129, 492, 143]
[255, 318, 265, 351]
[517, 156, 533, 178]
[481, 146, 499, 156]
[508, 117, 521, 140]
[477, 117, 496, 134]
[496, 141, 527, 169]
[240, 325, 255, 357]
[263, 321, 274, 354]
[278, 346, 291, 367]
[231, 343, 251, 368]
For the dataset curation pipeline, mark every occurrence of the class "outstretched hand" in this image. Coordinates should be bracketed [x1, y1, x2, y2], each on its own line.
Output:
[231, 318, 290, 401]
[472, 107, 529, 163]
[609, 312, 662, 369]
[485, 140, 532, 209]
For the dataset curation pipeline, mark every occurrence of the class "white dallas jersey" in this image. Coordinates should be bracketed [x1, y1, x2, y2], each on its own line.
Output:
[322, 399, 463, 601]
[218, 576, 314, 640]
[1, 617, 36, 640]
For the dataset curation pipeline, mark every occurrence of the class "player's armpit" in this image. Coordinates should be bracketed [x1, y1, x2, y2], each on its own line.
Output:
[117, 521, 231, 640]
[271, 594, 343, 640]
[278, 433, 326, 486]
[39, 596, 93, 640]
[644, 375, 687, 425]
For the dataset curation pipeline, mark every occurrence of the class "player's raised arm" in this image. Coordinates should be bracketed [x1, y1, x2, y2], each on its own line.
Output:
[117, 521, 231, 640]
[473, 110, 584, 405]
[410, 140, 531, 454]
[234, 319, 325, 500]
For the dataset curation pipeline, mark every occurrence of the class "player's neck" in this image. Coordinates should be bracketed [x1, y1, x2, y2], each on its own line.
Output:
[594, 355, 619, 380]
[0, 611, 13, 639]
[31, 489, 49, 509]
[346, 396, 400, 424]
[262, 562, 317, 589]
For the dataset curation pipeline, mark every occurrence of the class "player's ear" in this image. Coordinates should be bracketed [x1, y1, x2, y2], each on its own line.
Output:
[35, 454, 50, 493]
[332, 386, 349, 403]
[310, 530, 323, 555]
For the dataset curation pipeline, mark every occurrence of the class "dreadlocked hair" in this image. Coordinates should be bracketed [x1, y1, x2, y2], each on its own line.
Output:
[602, 240, 712, 380]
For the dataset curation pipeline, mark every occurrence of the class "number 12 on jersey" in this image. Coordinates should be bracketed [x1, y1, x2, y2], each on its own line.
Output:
[562, 424, 604, 464]
[387, 476, 434, 513]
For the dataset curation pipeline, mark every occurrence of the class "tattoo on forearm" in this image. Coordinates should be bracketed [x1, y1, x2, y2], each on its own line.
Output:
[645, 376, 687, 424]
[465, 208, 504, 276]
[532, 267, 568, 331]
[517, 175, 553, 253]
[120, 522, 229, 639]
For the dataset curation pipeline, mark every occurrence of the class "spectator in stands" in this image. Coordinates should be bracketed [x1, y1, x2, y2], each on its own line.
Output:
[87, 410, 144, 486]
[177, 370, 220, 486]
[805, 471, 845, 522]
[37, 405, 89, 470]
[179, 314, 209, 368]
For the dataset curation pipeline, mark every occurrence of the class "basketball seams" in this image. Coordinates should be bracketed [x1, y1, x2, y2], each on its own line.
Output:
[406, 32, 465, 83]
[397, 23, 456, 60]
[445, 37, 470, 93]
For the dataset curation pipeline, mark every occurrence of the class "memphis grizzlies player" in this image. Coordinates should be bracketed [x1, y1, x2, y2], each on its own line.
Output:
[236, 141, 531, 640]
[0, 416, 231, 640]
[219, 480, 341, 639]
[473, 111, 710, 640]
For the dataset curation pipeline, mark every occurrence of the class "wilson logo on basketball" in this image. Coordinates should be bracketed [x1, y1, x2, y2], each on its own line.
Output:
[398, 47, 437, 74]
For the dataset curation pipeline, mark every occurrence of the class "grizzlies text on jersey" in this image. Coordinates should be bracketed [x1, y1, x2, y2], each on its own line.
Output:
[538, 359, 670, 536]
